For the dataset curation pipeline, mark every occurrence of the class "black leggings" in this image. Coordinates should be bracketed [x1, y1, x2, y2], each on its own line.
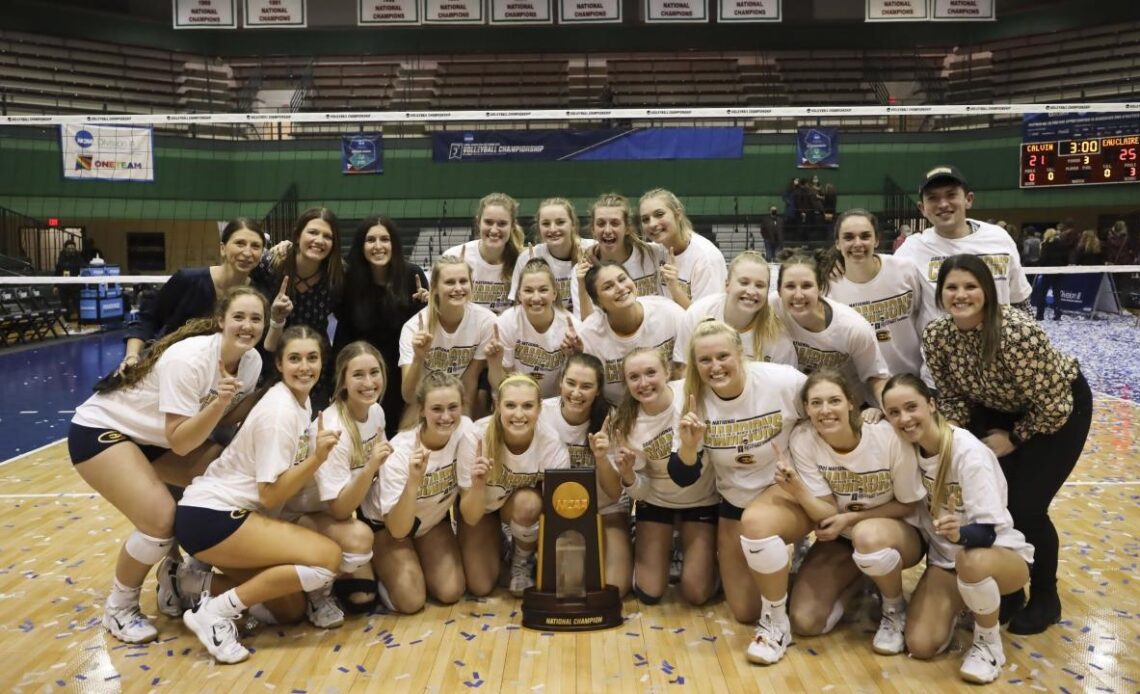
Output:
[1033, 274, 1065, 318]
[968, 371, 1093, 597]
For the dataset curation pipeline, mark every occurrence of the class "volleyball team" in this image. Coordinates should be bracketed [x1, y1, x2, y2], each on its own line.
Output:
[66, 165, 1091, 684]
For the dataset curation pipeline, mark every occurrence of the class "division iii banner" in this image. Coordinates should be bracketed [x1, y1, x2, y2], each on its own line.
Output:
[342, 134, 384, 174]
[61, 124, 155, 182]
[795, 127, 839, 169]
[433, 127, 744, 162]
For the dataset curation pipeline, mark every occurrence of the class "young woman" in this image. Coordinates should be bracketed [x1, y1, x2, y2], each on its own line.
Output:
[666, 320, 805, 632]
[457, 375, 570, 596]
[361, 371, 471, 613]
[333, 215, 429, 437]
[922, 254, 1091, 635]
[537, 353, 631, 596]
[780, 368, 925, 659]
[508, 198, 596, 316]
[575, 193, 669, 319]
[490, 258, 582, 398]
[826, 209, 927, 378]
[398, 255, 496, 419]
[610, 347, 718, 606]
[638, 188, 727, 308]
[882, 374, 1034, 684]
[776, 251, 889, 408]
[578, 261, 685, 405]
[175, 327, 347, 664]
[445, 192, 526, 315]
[68, 287, 265, 644]
[673, 250, 796, 368]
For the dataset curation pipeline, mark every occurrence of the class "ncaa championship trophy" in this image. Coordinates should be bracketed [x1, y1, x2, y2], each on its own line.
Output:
[521, 468, 623, 631]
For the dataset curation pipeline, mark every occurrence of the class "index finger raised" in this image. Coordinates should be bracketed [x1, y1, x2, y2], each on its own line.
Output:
[277, 276, 289, 298]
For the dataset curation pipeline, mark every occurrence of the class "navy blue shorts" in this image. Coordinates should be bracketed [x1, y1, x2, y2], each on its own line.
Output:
[68, 422, 167, 466]
[175, 505, 250, 556]
[718, 499, 746, 521]
[356, 507, 421, 538]
[635, 500, 718, 526]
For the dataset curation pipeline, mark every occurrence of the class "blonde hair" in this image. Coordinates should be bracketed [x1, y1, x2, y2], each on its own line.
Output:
[611, 347, 671, 444]
[331, 341, 386, 468]
[682, 319, 744, 420]
[517, 257, 568, 312]
[638, 188, 693, 246]
[413, 370, 465, 431]
[882, 373, 955, 513]
[1042, 227, 1058, 244]
[590, 192, 661, 287]
[475, 192, 525, 281]
[483, 374, 542, 482]
[534, 197, 584, 263]
[426, 254, 472, 335]
[728, 250, 781, 361]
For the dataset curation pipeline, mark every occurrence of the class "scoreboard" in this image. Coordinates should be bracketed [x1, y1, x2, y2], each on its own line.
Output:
[1020, 134, 1139, 188]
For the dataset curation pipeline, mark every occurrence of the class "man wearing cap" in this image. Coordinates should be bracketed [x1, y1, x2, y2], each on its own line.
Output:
[896, 165, 1033, 331]
[759, 205, 783, 261]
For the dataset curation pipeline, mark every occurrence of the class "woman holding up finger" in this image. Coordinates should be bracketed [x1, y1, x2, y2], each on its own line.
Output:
[445, 193, 526, 315]
[508, 198, 596, 317]
[638, 188, 727, 309]
[574, 193, 669, 319]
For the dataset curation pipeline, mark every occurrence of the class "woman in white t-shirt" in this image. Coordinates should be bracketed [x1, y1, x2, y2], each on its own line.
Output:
[489, 258, 582, 398]
[638, 188, 727, 308]
[175, 326, 345, 665]
[508, 197, 596, 317]
[610, 347, 718, 606]
[361, 371, 471, 613]
[444, 192, 526, 315]
[826, 210, 927, 378]
[457, 374, 571, 596]
[674, 250, 796, 368]
[745, 368, 925, 667]
[398, 255, 496, 420]
[538, 352, 631, 596]
[882, 374, 1033, 685]
[578, 261, 685, 405]
[68, 287, 265, 645]
[776, 251, 890, 408]
[667, 320, 805, 627]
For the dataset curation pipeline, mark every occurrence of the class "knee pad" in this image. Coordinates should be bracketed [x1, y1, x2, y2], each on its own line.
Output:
[957, 576, 1001, 616]
[821, 598, 845, 634]
[852, 547, 901, 577]
[633, 584, 662, 605]
[740, 535, 788, 575]
[333, 578, 378, 615]
[125, 530, 174, 565]
[339, 551, 373, 574]
[295, 564, 336, 592]
[509, 521, 539, 545]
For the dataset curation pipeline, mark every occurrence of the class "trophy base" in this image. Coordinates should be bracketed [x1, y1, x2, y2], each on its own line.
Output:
[520, 586, 623, 632]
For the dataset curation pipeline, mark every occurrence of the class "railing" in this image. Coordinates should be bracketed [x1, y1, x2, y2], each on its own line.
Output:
[262, 184, 299, 245]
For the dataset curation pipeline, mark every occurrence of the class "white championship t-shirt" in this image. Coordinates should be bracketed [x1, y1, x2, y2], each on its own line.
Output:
[579, 295, 685, 405]
[444, 239, 514, 314]
[497, 307, 580, 399]
[457, 416, 570, 514]
[508, 240, 597, 316]
[73, 333, 261, 447]
[398, 304, 496, 377]
[284, 402, 386, 516]
[673, 293, 798, 367]
[662, 232, 727, 303]
[537, 397, 626, 515]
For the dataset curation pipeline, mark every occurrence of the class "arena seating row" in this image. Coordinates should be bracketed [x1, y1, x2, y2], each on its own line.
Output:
[0, 284, 69, 347]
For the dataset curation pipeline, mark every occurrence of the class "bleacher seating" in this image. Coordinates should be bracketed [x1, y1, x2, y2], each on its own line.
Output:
[0, 284, 69, 346]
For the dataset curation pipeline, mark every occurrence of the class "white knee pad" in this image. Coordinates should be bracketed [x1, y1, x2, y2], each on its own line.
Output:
[510, 521, 539, 545]
[822, 598, 845, 634]
[295, 565, 336, 592]
[957, 576, 1001, 616]
[339, 551, 372, 574]
[852, 547, 901, 577]
[125, 530, 174, 565]
[740, 535, 788, 575]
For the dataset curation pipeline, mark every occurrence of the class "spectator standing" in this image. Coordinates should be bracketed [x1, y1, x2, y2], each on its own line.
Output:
[1033, 228, 1068, 321]
[891, 224, 913, 253]
[54, 239, 84, 319]
[1071, 230, 1104, 266]
[759, 206, 784, 261]
[1021, 227, 1042, 267]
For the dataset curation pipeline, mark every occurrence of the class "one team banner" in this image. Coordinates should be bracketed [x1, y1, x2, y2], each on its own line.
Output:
[490, 0, 552, 24]
[358, 0, 420, 24]
[559, 0, 621, 23]
[173, 0, 237, 29]
[61, 124, 155, 182]
[795, 127, 839, 169]
[718, 0, 780, 22]
[243, 0, 307, 27]
[342, 134, 384, 174]
[645, 0, 708, 23]
[865, 0, 928, 21]
[424, 0, 485, 23]
[433, 127, 744, 163]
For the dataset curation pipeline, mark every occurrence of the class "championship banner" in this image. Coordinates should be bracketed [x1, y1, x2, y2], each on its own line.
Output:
[424, 0, 485, 23]
[173, 0, 237, 29]
[61, 124, 155, 182]
[931, 0, 994, 21]
[795, 127, 839, 169]
[1022, 112, 1140, 143]
[244, 0, 307, 27]
[559, 0, 621, 23]
[342, 134, 384, 174]
[490, 0, 552, 24]
[645, 0, 708, 23]
[865, 0, 928, 21]
[358, 0, 420, 24]
[433, 127, 743, 163]
[1053, 273, 1121, 315]
[718, 0, 780, 22]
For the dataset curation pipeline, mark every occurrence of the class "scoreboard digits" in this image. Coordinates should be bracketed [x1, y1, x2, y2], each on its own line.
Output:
[1019, 134, 1139, 188]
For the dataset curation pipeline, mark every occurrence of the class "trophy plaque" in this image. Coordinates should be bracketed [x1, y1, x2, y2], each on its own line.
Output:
[521, 468, 623, 631]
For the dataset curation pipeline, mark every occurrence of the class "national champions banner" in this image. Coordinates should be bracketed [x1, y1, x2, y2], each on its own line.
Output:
[61, 124, 155, 182]
[433, 127, 744, 162]
[795, 127, 839, 169]
[342, 134, 384, 174]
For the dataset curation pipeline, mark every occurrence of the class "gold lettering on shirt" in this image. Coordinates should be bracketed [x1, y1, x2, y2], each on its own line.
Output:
[633, 273, 660, 297]
[568, 443, 593, 469]
[926, 254, 1011, 283]
[921, 472, 964, 512]
[846, 290, 914, 330]
[818, 466, 893, 498]
[418, 462, 458, 498]
[425, 345, 478, 375]
[293, 432, 310, 465]
[487, 464, 543, 494]
[513, 341, 567, 373]
[472, 280, 511, 312]
[792, 343, 849, 374]
[704, 411, 784, 452]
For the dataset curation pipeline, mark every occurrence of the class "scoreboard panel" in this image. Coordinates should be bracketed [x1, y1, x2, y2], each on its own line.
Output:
[1019, 134, 1139, 188]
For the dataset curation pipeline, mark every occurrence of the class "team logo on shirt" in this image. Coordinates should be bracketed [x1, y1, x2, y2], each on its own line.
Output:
[472, 280, 510, 312]
[424, 346, 478, 375]
[487, 464, 543, 493]
[846, 290, 914, 333]
[920, 473, 964, 512]
[819, 466, 893, 499]
[925, 254, 1010, 283]
[514, 341, 567, 373]
[293, 433, 310, 465]
[791, 343, 848, 374]
[704, 412, 784, 463]
[418, 462, 458, 499]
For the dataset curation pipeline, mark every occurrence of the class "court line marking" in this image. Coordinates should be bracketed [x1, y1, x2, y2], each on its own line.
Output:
[0, 438, 65, 467]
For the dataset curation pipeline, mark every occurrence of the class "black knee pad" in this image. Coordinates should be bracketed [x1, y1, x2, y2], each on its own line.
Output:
[633, 585, 662, 605]
[333, 578, 378, 615]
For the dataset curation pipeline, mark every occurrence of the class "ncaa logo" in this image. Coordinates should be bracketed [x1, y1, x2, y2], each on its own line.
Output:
[75, 129, 95, 148]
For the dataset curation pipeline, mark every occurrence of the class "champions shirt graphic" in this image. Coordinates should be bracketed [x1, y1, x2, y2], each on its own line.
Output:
[924, 253, 1011, 284]
[424, 345, 478, 374]
[417, 463, 458, 499]
[791, 343, 848, 374]
[513, 341, 567, 374]
[639, 427, 675, 478]
[818, 466, 894, 510]
[703, 411, 783, 465]
[920, 473, 964, 513]
[845, 290, 914, 340]
[568, 442, 593, 469]
[471, 280, 511, 314]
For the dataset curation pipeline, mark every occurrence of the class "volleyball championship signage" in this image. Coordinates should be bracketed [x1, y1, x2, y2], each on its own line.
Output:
[795, 127, 839, 169]
[60, 124, 155, 182]
[433, 127, 744, 162]
[342, 134, 384, 174]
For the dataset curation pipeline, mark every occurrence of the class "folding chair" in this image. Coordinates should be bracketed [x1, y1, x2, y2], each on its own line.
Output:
[0, 289, 31, 344]
[26, 286, 70, 337]
[14, 286, 54, 341]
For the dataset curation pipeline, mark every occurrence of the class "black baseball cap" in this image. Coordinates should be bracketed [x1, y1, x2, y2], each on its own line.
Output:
[919, 165, 969, 194]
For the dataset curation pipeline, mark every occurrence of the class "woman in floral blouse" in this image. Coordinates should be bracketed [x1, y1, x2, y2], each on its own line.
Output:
[921, 254, 1092, 636]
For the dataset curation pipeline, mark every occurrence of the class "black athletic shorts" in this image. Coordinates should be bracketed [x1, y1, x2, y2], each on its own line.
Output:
[635, 500, 718, 526]
[356, 507, 421, 538]
[174, 505, 250, 556]
[68, 422, 167, 466]
[718, 499, 746, 521]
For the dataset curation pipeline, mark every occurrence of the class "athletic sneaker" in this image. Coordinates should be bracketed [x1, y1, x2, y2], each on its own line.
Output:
[103, 601, 158, 644]
[155, 555, 183, 618]
[509, 551, 535, 596]
[745, 611, 792, 665]
[872, 604, 906, 655]
[183, 595, 249, 664]
[959, 634, 1005, 684]
[306, 590, 345, 629]
[176, 561, 213, 612]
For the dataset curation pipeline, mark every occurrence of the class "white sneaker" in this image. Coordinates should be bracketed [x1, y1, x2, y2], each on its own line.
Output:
[306, 591, 345, 629]
[872, 604, 906, 655]
[155, 556, 183, 618]
[959, 635, 1005, 684]
[509, 551, 535, 597]
[182, 595, 250, 664]
[746, 612, 792, 665]
[177, 561, 212, 612]
[103, 602, 158, 644]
